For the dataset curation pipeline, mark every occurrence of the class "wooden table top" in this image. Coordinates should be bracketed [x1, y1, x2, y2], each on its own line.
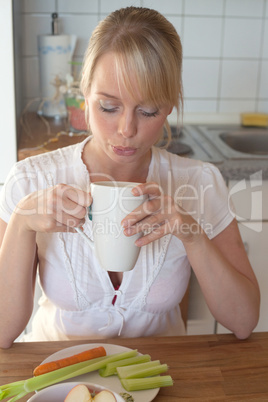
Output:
[0, 332, 268, 401]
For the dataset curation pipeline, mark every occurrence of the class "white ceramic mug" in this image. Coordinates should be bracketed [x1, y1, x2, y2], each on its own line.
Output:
[75, 181, 147, 272]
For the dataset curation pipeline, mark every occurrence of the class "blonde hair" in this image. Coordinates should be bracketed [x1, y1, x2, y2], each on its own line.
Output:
[80, 6, 183, 141]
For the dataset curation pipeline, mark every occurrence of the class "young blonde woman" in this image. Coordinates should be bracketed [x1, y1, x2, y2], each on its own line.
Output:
[0, 7, 259, 348]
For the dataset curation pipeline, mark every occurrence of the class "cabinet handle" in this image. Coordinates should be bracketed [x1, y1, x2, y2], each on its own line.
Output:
[243, 242, 249, 254]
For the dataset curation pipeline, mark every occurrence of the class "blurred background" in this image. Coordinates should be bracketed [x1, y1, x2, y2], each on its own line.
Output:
[13, 0, 268, 123]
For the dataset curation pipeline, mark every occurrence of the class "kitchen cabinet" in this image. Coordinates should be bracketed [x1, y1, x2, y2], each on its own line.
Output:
[217, 180, 268, 334]
[239, 222, 268, 332]
[187, 272, 215, 335]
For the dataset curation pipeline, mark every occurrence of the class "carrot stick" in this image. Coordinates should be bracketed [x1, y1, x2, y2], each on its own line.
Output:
[33, 346, 106, 376]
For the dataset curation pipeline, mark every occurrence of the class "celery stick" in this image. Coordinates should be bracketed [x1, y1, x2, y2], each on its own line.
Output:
[121, 375, 173, 391]
[118, 363, 168, 379]
[7, 390, 28, 402]
[117, 360, 160, 379]
[0, 382, 26, 400]
[0, 380, 25, 391]
[0, 350, 138, 401]
[99, 354, 151, 377]
[24, 350, 138, 393]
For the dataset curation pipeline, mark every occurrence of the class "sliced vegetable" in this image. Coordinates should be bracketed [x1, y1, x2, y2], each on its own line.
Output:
[33, 346, 106, 376]
[99, 354, 151, 377]
[117, 363, 168, 379]
[5, 390, 28, 402]
[0, 350, 138, 401]
[120, 375, 173, 391]
[116, 360, 160, 379]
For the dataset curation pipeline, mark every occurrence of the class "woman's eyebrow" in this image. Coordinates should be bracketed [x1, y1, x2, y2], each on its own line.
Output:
[96, 92, 119, 100]
[97, 91, 153, 107]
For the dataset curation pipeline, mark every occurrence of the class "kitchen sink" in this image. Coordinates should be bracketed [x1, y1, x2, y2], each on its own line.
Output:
[194, 125, 268, 160]
[219, 129, 268, 155]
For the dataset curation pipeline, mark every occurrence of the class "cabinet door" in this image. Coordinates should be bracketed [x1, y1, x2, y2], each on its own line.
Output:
[187, 271, 215, 335]
[229, 179, 268, 221]
[217, 222, 268, 333]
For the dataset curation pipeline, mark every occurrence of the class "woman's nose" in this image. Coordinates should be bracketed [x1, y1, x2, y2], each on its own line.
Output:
[118, 111, 137, 138]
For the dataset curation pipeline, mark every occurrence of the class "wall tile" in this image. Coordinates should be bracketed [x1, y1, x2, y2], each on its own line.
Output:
[21, 15, 52, 56]
[219, 99, 256, 113]
[16, 0, 268, 122]
[21, 0, 56, 13]
[257, 100, 268, 113]
[166, 16, 183, 38]
[225, 0, 264, 18]
[183, 59, 220, 98]
[221, 60, 258, 98]
[22, 57, 40, 98]
[184, 99, 217, 113]
[223, 18, 262, 58]
[183, 17, 222, 58]
[58, 0, 98, 13]
[259, 61, 268, 98]
[60, 15, 99, 57]
[262, 19, 268, 59]
[184, 0, 224, 16]
[100, 0, 141, 14]
[142, 0, 183, 15]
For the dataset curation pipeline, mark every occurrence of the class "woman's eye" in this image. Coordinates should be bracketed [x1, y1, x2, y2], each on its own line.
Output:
[140, 109, 159, 118]
[98, 100, 119, 113]
[99, 105, 117, 113]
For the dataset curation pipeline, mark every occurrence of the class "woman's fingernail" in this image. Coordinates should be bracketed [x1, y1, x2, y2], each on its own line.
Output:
[135, 238, 142, 247]
[132, 187, 140, 195]
[121, 220, 128, 228]
[124, 227, 134, 236]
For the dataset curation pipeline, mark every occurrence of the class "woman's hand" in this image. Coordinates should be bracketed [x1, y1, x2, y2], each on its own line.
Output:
[14, 184, 92, 233]
[121, 182, 203, 246]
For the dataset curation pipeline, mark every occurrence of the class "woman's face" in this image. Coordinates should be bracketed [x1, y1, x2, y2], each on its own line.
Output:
[85, 52, 172, 165]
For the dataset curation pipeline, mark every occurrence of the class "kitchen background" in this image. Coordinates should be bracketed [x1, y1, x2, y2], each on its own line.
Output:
[14, 0, 268, 124]
[1, 0, 268, 338]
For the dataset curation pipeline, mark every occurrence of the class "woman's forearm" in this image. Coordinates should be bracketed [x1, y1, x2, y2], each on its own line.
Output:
[0, 213, 37, 348]
[184, 232, 260, 339]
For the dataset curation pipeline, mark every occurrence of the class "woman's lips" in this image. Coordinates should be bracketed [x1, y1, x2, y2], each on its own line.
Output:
[112, 145, 137, 156]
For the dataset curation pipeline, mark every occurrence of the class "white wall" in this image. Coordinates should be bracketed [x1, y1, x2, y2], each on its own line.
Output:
[16, 0, 268, 125]
[0, 1, 17, 183]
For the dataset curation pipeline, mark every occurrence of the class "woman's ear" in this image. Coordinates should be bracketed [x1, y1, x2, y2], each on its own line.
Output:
[168, 107, 173, 115]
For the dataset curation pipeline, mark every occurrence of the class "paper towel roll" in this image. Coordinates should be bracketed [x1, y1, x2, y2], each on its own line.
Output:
[38, 34, 77, 117]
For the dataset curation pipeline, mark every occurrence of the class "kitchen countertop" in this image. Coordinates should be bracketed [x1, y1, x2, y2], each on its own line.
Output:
[17, 112, 268, 181]
[219, 159, 268, 181]
[17, 112, 88, 161]
[190, 124, 268, 181]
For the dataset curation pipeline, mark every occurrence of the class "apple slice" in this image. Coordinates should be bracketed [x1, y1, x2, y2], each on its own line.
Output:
[93, 390, 117, 401]
[64, 384, 93, 402]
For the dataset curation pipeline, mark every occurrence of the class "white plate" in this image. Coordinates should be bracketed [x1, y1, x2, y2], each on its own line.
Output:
[27, 381, 124, 401]
[40, 343, 159, 402]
